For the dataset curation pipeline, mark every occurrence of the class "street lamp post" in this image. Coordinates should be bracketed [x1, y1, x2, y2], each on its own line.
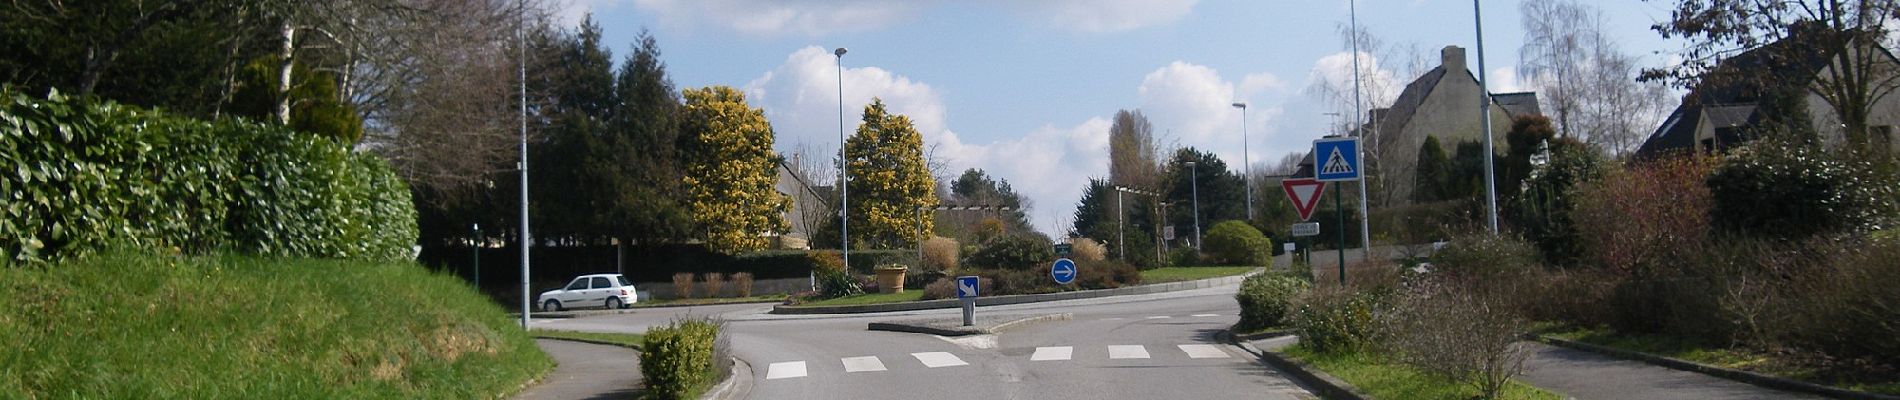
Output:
[1187, 161, 1202, 250]
[1231, 103, 1252, 221]
[1472, 0, 1500, 234]
[835, 47, 852, 271]
[516, 0, 531, 329]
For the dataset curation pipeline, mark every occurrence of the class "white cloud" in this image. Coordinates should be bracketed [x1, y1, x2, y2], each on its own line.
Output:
[1018, 0, 1200, 33]
[745, 46, 1112, 237]
[631, 0, 922, 36]
[1305, 51, 1404, 108]
[1487, 67, 1533, 93]
[1239, 72, 1286, 98]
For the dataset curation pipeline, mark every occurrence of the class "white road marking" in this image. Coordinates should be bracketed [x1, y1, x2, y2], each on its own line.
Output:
[1179, 344, 1232, 359]
[841, 356, 887, 372]
[912, 352, 969, 368]
[1191, 314, 1221, 317]
[1030, 346, 1073, 361]
[1108, 345, 1151, 359]
[765, 361, 807, 379]
[1145, 316, 1172, 320]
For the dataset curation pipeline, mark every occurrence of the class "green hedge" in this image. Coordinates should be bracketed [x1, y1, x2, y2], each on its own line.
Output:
[1236, 273, 1309, 331]
[640, 318, 725, 400]
[1, 88, 417, 263]
[1203, 220, 1269, 266]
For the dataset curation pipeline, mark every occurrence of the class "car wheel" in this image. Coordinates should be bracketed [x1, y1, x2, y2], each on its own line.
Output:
[606, 297, 622, 310]
[543, 299, 562, 312]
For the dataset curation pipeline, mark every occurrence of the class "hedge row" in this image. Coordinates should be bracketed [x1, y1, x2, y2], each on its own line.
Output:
[640, 318, 727, 399]
[0, 88, 417, 263]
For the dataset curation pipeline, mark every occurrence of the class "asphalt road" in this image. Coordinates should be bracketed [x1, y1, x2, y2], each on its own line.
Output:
[531, 286, 1318, 400]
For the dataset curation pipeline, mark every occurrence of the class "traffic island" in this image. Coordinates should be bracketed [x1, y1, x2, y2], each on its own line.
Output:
[868, 313, 1073, 337]
[771, 269, 1261, 314]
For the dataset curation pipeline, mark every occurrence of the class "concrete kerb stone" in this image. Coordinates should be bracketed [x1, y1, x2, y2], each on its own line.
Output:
[1220, 330, 1368, 400]
[1535, 336, 1900, 400]
[867, 313, 1074, 337]
[701, 356, 752, 400]
[770, 268, 1262, 315]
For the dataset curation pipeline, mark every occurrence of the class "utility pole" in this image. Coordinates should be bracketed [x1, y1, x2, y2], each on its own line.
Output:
[1473, 0, 1500, 234]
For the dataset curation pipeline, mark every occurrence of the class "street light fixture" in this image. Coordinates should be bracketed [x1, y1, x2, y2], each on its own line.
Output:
[1231, 102, 1252, 221]
[516, 0, 532, 329]
[835, 47, 851, 273]
[1186, 161, 1202, 250]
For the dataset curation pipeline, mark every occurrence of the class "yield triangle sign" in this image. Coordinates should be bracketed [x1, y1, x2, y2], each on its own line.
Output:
[1281, 178, 1327, 221]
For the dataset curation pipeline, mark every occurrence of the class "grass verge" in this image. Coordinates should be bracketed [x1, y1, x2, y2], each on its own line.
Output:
[0, 251, 553, 399]
[531, 330, 645, 349]
[800, 291, 927, 306]
[1547, 326, 1900, 395]
[634, 294, 785, 308]
[1281, 345, 1563, 400]
[1139, 266, 1256, 283]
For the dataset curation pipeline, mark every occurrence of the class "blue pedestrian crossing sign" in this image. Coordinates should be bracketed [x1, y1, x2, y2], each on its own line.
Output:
[1050, 258, 1078, 285]
[1313, 137, 1362, 182]
[956, 276, 980, 298]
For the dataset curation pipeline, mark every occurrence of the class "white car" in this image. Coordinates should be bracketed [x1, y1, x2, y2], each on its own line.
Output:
[538, 274, 637, 311]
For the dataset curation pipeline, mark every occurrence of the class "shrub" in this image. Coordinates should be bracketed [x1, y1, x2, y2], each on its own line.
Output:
[918, 276, 993, 300]
[1235, 274, 1310, 331]
[1292, 286, 1388, 354]
[964, 233, 1053, 270]
[1428, 234, 1539, 280]
[1384, 279, 1532, 400]
[0, 88, 417, 263]
[1787, 238, 1900, 365]
[815, 269, 862, 299]
[1166, 246, 1201, 267]
[921, 236, 959, 274]
[1203, 220, 1270, 266]
[1571, 154, 1714, 275]
[808, 251, 845, 274]
[731, 272, 754, 297]
[1509, 137, 1607, 265]
[700, 273, 726, 298]
[672, 273, 695, 299]
[1070, 238, 1107, 262]
[639, 318, 726, 399]
[1073, 260, 1143, 290]
[960, 268, 1056, 296]
[1707, 140, 1899, 239]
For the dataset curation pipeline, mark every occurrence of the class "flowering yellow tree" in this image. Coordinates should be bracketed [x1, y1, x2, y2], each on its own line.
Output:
[845, 99, 938, 249]
[681, 86, 790, 253]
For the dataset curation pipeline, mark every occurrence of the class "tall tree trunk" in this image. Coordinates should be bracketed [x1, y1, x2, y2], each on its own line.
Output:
[277, 20, 296, 125]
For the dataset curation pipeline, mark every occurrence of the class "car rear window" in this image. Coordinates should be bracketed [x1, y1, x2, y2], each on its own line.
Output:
[615, 276, 630, 287]
[590, 277, 610, 289]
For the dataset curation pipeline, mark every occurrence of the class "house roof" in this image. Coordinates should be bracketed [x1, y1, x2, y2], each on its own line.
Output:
[1494, 92, 1542, 117]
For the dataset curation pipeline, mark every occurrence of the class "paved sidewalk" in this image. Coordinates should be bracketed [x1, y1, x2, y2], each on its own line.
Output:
[514, 339, 641, 400]
[1518, 342, 1822, 400]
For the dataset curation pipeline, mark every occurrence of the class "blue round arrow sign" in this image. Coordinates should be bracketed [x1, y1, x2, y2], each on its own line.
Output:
[1051, 258, 1077, 285]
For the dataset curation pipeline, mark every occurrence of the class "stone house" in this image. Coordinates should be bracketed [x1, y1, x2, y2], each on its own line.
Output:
[1348, 46, 1540, 206]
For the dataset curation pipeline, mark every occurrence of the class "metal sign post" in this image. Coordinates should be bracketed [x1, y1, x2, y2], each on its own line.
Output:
[956, 276, 979, 326]
[1314, 137, 1362, 286]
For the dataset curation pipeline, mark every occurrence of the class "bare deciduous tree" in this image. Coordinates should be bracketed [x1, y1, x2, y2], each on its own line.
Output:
[1520, 0, 1672, 157]
[1304, 23, 1429, 207]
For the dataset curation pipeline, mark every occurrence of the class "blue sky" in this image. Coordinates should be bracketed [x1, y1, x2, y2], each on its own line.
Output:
[564, 0, 1686, 237]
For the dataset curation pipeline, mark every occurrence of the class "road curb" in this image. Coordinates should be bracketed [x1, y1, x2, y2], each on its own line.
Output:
[1534, 335, 1900, 400]
[771, 268, 1263, 315]
[530, 336, 640, 351]
[701, 356, 752, 400]
[1221, 330, 1369, 400]
[867, 313, 1073, 336]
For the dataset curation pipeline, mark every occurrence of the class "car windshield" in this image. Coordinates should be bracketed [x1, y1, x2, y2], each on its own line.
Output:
[615, 275, 630, 286]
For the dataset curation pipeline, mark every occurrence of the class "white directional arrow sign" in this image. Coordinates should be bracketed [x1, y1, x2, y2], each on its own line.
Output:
[956, 276, 979, 299]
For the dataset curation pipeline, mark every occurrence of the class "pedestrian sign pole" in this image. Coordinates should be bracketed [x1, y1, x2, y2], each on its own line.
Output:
[1313, 137, 1361, 286]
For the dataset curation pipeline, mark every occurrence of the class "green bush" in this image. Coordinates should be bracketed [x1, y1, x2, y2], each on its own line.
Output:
[1203, 220, 1269, 266]
[963, 233, 1053, 270]
[1293, 287, 1388, 355]
[1074, 260, 1143, 290]
[1707, 140, 1899, 239]
[1509, 137, 1605, 265]
[640, 318, 725, 400]
[0, 88, 416, 263]
[1236, 274, 1310, 331]
[1428, 234, 1539, 280]
[1166, 246, 1201, 267]
[815, 269, 862, 299]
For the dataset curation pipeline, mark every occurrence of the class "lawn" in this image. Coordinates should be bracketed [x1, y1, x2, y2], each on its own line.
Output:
[0, 251, 552, 399]
[800, 291, 927, 306]
[532, 330, 645, 349]
[1139, 266, 1256, 283]
[1281, 345, 1563, 400]
[1548, 326, 1900, 395]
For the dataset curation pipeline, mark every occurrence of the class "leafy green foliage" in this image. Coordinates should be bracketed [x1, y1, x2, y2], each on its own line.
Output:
[1510, 137, 1606, 265]
[844, 99, 938, 249]
[964, 233, 1054, 270]
[1203, 220, 1270, 266]
[229, 56, 365, 144]
[1413, 136, 1452, 203]
[0, 89, 416, 263]
[681, 86, 791, 253]
[816, 269, 863, 299]
[1707, 139, 1899, 239]
[1164, 148, 1246, 241]
[640, 318, 724, 400]
[1071, 177, 1160, 267]
[1236, 274, 1310, 331]
[1293, 288, 1389, 355]
[1429, 234, 1540, 280]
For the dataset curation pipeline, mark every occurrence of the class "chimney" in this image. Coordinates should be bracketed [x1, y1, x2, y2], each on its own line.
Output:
[1441, 46, 1466, 73]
